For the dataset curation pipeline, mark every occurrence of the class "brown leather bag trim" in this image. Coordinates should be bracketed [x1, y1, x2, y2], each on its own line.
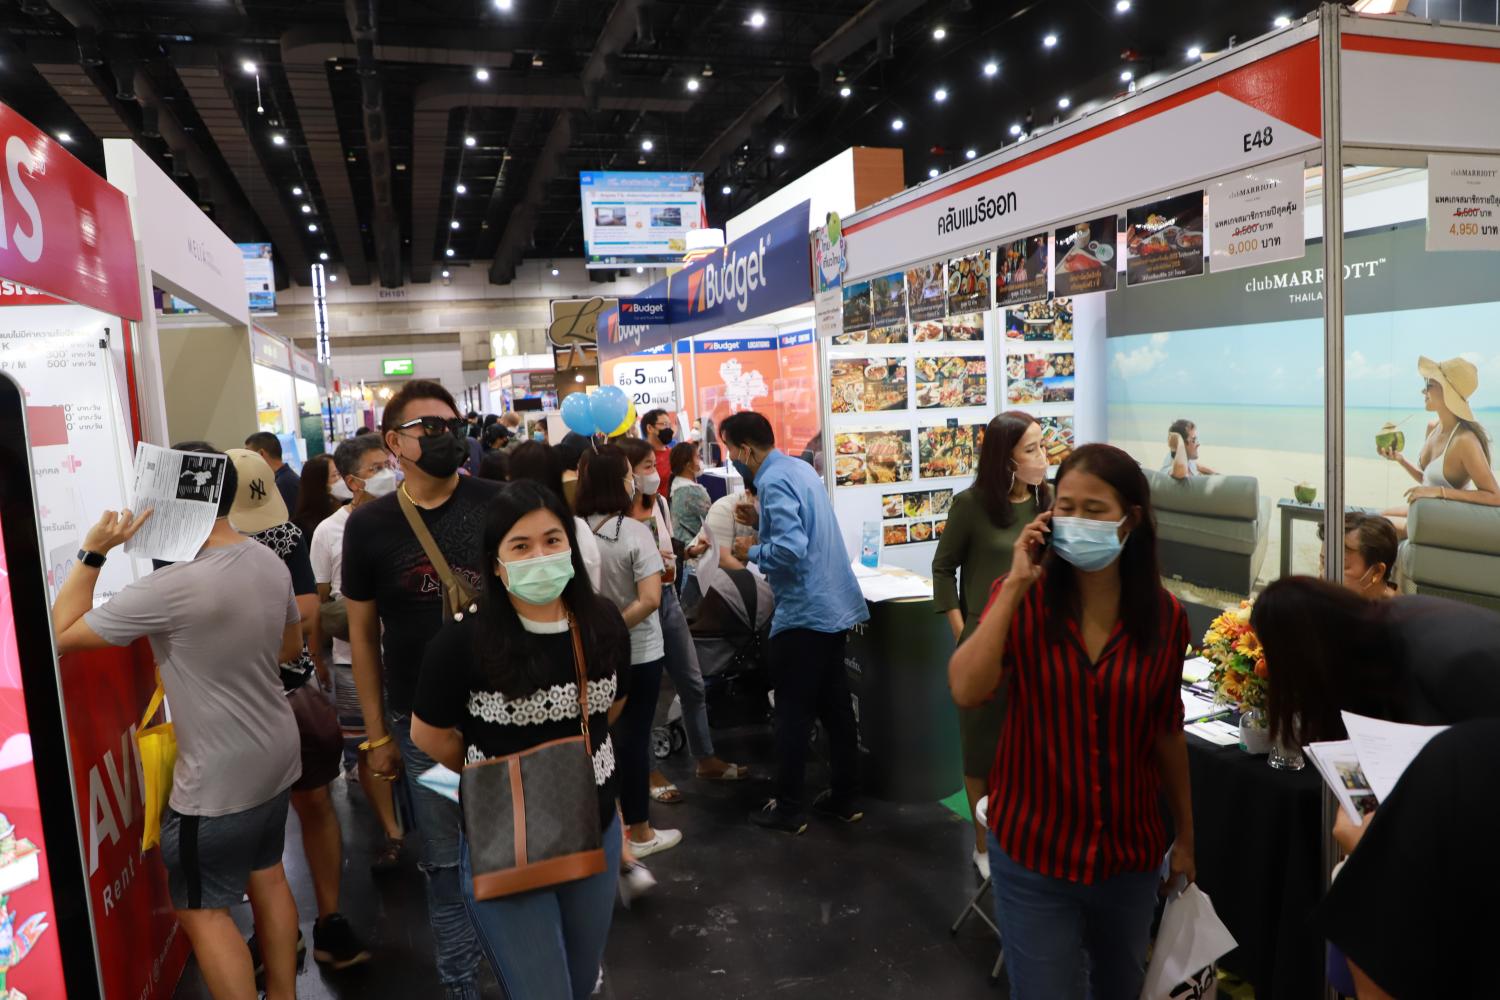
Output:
[471, 848, 608, 900]
[463, 734, 588, 768]
[508, 757, 526, 866]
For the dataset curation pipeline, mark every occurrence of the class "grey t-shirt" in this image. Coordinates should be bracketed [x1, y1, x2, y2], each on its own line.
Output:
[586, 514, 665, 663]
[86, 540, 302, 816]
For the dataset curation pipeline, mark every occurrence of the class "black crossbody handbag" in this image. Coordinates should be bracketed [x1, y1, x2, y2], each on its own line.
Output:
[458, 618, 606, 899]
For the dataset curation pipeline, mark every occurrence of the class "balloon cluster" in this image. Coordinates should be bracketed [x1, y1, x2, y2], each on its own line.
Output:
[560, 385, 636, 438]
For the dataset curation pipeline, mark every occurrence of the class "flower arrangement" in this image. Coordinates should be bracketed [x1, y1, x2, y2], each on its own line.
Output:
[1201, 601, 1268, 712]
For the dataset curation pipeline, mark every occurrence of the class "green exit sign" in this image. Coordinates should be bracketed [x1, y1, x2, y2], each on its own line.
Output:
[382, 358, 415, 376]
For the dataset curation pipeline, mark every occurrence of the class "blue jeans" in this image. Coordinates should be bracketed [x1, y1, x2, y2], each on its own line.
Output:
[461, 814, 622, 1000]
[657, 586, 715, 759]
[614, 656, 665, 827]
[989, 833, 1158, 1000]
[389, 712, 484, 999]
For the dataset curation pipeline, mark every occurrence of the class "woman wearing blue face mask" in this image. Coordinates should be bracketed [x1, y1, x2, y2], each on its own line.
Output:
[412, 481, 631, 999]
[948, 444, 1195, 1000]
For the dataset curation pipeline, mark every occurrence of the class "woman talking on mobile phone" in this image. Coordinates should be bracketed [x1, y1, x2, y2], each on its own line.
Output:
[930, 411, 1051, 879]
[948, 444, 1194, 1000]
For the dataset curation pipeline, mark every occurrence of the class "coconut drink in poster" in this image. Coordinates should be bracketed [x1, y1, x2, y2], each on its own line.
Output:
[946, 251, 993, 315]
[996, 234, 1049, 306]
[1054, 216, 1118, 296]
[1125, 191, 1205, 286]
[870, 272, 907, 327]
[842, 280, 873, 332]
[906, 261, 946, 322]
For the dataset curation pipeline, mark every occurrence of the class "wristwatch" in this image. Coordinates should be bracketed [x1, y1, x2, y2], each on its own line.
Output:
[77, 549, 107, 568]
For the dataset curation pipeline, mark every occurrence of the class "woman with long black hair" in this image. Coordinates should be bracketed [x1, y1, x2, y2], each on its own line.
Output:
[293, 453, 343, 539]
[930, 410, 1051, 878]
[949, 444, 1194, 1000]
[412, 482, 630, 999]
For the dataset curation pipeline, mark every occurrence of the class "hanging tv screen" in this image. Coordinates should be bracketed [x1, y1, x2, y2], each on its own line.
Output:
[579, 171, 707, 269]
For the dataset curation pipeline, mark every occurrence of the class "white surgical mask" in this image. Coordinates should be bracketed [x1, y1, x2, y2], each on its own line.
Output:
[636, 470, 662, 496]
[330, 477, 354, 501]
[362, 467, 398, 498]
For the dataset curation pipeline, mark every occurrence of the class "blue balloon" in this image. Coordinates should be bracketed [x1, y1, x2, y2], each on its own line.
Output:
[560, 392, 596, 436]
[589, 385, 629, 435]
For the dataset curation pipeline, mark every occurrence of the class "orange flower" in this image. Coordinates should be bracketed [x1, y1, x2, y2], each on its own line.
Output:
[1255, 658, 1268, 678]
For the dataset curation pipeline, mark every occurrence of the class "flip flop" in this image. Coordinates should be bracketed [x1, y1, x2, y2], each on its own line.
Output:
[649, 782, 683, 803]
[697, 763, 750, 782]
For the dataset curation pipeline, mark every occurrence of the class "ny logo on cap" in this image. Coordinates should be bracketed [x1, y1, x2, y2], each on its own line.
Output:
[250, 479, 267, 501]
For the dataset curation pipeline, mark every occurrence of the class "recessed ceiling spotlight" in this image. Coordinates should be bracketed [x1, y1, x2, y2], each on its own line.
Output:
[475, 67, 490, 81]
[456, 182, 467, 194]
[328, 274, 337, 283]
[1274, 14, 1292, 28]
[773, 142, 786, 154]
[965, 149, 977, 160]
[301, 204, 312, 214]
[928, 167, 939, 179]
[445, 248, 455, 257]
[839, 85, 852, 98]
[450, 220, 460, 230]
[932, 26, 947, 41]
[464, 135, 477, 147]
[57, 131, 74, 143]
[319, 251, 329, 261]
[1058, 96, 1071, 109]
[1187, 45, 1203, 60]
[891, 117, 904, 131]
[933, 88, 947, 102]
[686, 78, 700, 92]
[493, 0, 513, 9]
[292, 186, 303, 196]
[307, 223, 318, 232]
[1115, 0, 1131, 12]
[1009, 122, 1022, 136]
[241, 60, 257, 75]
[1043, 33, 1058, 49]
[983, 61, 998, 77]
[1120, 69, 1134, 82]
[271, 133, 286, 146]
[721, 184, 731, 195]
[441, 269, 450, 278]
[550, 267, 560, 276]
[748, 10, 766, 28]
[641, 138, 654, 152]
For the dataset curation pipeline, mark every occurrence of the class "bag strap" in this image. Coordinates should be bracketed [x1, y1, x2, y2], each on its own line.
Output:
[397, 484, 479, 621]
[141, 670, 166, 728]
[568, 615, 592, 754]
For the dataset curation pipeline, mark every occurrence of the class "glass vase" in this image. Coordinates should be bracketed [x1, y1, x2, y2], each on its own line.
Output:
[1238, 708, 1272, 755]
[1268, 726, 1305, 771]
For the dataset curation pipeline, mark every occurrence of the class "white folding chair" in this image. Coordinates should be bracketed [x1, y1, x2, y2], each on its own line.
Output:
[949, 796, 1004, 984]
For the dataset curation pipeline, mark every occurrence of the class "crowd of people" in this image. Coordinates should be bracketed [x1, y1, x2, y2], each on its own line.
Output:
[49, 372, 1500, 999]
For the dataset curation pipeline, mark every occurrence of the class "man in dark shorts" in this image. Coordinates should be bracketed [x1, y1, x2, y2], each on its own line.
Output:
[343, 379, 502, 1000]
[51, 442, 305, 1000]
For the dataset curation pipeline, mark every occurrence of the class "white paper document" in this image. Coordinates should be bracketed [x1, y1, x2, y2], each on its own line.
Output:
[1305, 740, 1379, 824]
[854, 570, 934, 603]
[122, 443, 229, 563]
[1186, 719, 1240, 746]
[1181, 656, 1214, 683]
[1339, 711, 1448, 803]
[1179, 688, 1226, 724]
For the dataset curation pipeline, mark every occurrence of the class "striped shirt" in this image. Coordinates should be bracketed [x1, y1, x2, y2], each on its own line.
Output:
[984, 577, 1189, 885]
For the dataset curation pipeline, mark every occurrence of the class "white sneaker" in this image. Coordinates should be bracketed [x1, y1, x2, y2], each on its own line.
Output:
[629, 828, 682, 859]
[618, 861, 657, 908]
[972, 848, 991, 880]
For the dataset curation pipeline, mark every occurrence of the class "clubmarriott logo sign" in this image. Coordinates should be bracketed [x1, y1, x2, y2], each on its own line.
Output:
[1243, 258, 1386, 304]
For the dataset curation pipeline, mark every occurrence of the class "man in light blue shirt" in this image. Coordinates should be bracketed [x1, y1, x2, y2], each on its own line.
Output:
[722, 412, 869, 834]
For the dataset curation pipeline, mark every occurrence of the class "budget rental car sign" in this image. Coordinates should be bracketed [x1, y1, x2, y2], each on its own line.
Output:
[0, 102, 142, 320]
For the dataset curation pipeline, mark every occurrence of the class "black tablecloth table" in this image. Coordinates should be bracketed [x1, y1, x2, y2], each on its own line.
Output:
[1187, 735, 1326, 997]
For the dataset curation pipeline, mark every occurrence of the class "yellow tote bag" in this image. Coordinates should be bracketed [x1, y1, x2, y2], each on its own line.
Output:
[136, 673, 177, 852]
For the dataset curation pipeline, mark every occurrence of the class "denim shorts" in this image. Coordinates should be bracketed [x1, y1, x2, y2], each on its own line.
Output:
[160, 788, 291, 910]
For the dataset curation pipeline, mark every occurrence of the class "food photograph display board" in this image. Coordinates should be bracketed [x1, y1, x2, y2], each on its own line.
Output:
[1125, 191, 1206, 286]
[996, 234, 1050, 306]
[1054, 215, 1120, 296]
[1003, 297, 1081, 469]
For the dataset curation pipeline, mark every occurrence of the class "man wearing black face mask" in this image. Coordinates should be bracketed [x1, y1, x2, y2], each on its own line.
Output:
[641, 407, 675, 488]
[340, 379, 499, 1000]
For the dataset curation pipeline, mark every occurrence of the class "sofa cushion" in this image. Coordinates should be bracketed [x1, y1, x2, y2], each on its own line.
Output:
[1142, 468, 1262, 521]
[1156, 509, 1261, 556]
[1407, 498, 1500, 556]
[1398, 540, 1500, 599]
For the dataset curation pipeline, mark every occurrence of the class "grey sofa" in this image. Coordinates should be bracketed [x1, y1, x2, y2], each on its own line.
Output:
[1397, 498, 1500, 612]
[1141, 468, 1272, 596]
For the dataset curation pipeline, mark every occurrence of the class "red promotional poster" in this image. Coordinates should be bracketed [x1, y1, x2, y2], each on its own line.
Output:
[773, 330, 822, 458]
[0, 512, 68, 999]
[691, 335, 782, 444]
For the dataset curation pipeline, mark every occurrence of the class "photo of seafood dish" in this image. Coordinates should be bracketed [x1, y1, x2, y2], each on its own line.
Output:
[867, 325, 909, 345]
[918, 425, 977, 479]
[930, 489, 954, 515]
[1125, 192, 1205, 286]
[906, 261, 946, 322]
[835, 454, 867, 485]
[933, 519, 947, 539]
[909, 521, 934, 543]
[831, 357, 907, 413]
[946, 251, 993, 314]
[1007, 356, 1025, 379]
[1038, 416, 1075, 466]
[862, 429, 913, 484]
[864, 383, 908, 411]
[831, 331, 868, 345]
[904, 493, 931, 518]
[913, 320, 945, 343]
[943, 314, 984, 341]
[883, 523, 909, 546]
[1005, 297, 1074, 342]
[1053, 353, 1075, 376]
[882, 494, 905, 518]
[1007, 379, 1043, 405]
[1053, 217, 1119, 296]
[915, 355, 986, 409]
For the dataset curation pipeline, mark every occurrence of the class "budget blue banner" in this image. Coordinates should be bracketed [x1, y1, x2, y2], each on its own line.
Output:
[669, 200, 812, 339]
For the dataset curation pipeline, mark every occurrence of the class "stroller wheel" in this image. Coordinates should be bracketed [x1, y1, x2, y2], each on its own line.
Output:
[669, 722, 687, 755]
[651, 726, 675, 760]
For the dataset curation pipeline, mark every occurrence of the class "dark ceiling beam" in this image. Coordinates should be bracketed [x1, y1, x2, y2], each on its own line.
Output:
[808, 0, 929, 71]
[279, 23, 519, 67]
[346, 0, 401, 288]
[407, 103, 449, 285]
[176, 63, 312, 285]
[413, 76, 697, 114]
[29, 62, 134, 141]
[691, 78, 789, 172]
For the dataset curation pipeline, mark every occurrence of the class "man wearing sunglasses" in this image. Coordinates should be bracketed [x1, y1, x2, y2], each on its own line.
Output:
[341, 379, 500, 1000]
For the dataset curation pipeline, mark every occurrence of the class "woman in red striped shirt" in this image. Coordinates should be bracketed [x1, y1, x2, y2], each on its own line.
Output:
[949, 444, 1195, 1000]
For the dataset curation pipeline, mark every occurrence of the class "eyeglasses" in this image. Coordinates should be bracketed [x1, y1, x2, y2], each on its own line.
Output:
[396, 415, 467, 437]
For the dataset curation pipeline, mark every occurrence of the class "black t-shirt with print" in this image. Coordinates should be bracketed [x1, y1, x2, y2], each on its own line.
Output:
[340, 476, 502, 714]
[413, 603, 630, 831]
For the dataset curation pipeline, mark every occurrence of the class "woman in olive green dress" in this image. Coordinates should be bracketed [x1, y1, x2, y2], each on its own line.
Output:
[931, 410, 1052, 878]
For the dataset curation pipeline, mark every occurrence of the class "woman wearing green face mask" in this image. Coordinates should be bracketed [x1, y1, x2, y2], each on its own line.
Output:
[411, 481, 631, 999]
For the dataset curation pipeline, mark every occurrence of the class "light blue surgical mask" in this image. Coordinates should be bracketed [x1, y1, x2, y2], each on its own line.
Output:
[1050, 515, 1130, 572]
[499, 548, 575, 605]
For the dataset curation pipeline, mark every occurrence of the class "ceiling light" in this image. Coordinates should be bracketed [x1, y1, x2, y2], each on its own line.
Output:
[891, 117, 904, 131]
[241, 60, 257, 75]
[1274, 14, 1292, 28]
[933, 88, 947, 102]
[1043, 33, 1058, 49]
[575, 374, 585, 383]
[446, 248, 455, 257]
[983, 61, 998, 77]
[839, 85, 852, 98]
[932, 26, 947, 40]
[450, 220, 460, 230]
[271, 133, 286, 146]
[494, 0, 513, 9]
[748, 10, 766, 28]
[442, 269, 450, 278]
[550, 267, 560, 277]
[965, 149, 976, 160]
[1115, 0, 1131, 11]
[307, 223, 318, 232]
[57, 131, 73, 144]
[928, 167, 939, 179]
[773, 142, 786, 155]
[640, 138, 654, 151]
[464, 135, 477, 147]
[328, 274, 337, 283]
[301, 204, 312, 214]
[1058, 97, 1071, 109]
[319, 251, 329, 261]
[1009, 122, 1022, 136]
[475, 67, 490, 81]
[458, 184, 471, 198]
[1187, 45, 1202, 60]
[292, 186, 303, 196]
[686, 78, 700, 92]
[1121, 69, 1134, 82]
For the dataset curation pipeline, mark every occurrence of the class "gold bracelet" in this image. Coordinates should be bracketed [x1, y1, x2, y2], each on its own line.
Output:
[358, 734, 392, 752]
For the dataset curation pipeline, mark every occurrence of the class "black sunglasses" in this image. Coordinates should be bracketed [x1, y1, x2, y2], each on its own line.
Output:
[396, 415, 467, 437]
